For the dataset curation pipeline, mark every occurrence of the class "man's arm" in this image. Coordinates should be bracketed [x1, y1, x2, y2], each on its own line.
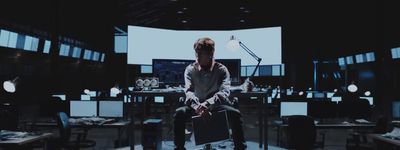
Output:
[184, 66, 201, 110]
[206, 66, 232, 106]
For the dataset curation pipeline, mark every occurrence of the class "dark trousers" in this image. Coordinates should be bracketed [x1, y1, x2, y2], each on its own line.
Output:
[174, 105, 246, 150]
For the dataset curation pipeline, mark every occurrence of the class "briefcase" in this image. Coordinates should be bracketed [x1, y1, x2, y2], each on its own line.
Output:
[192, 110, 230, 145]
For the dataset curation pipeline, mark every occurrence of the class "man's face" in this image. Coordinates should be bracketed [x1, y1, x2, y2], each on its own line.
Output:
[196, 50, 213, 68]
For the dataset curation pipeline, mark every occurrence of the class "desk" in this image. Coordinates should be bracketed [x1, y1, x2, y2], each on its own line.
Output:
[28, 121, 130, 147]
[276, 123, 376, 146]
[131, 91, 268, 150]
[0, 133, 53, 150]
[369, 134, 400, 149]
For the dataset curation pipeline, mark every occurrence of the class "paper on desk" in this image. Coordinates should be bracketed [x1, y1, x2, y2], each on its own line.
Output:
[355, 119, 371, 124]
[382, 127, 400, 139]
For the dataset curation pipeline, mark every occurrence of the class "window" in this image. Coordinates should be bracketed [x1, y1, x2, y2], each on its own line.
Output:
[0, 29, 10, 47]
[43, 40, 51, 53]
[338, 57, 345, 66]
[72, 47, 81, 58]
[59, 44, 70, 56]
[92, 51, 100, 61]
[246, 66, 258, 77]
[272, 65, 281, 76]
[114, 35, 127, 53]
[392, 48, 400, 59]
[141, 65, 152, 73]
[30, 37, 39, 51]
[100, 53, 105, 62]
[346, 56, 353, 64]
[7, 31, 17, 48]
[355, 54, 364, 63]
[24, 36, 33, 51]
[281, 64, 285, 76]
[365, 52, 375, 62]
[241, 66, 247, 77]
[83, 50, 92, 60]
[259, 65, 272, 76]
[16, 34, 25, 49]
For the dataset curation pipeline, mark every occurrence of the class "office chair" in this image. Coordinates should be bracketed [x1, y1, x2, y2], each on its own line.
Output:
[286, 115, 325, 150]
[338, 99, 371, 120]
[55, 112, 96, 150]
[0, 103, 18, 131]
[308, 101, 338, 121]
[346, 116, 389, 150]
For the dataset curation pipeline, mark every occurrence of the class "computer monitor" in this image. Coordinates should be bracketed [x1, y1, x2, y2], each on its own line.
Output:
[280, 102, 308, 117]
[152, 59, 195, 86]
[81, 94, 91, 100]
[154, 96, 164, 103]
[70, 101, 97, 117]
[110, 89, 118, 97]
[99, 101, 123, 118]
[331, 96, 342, 103]
[360, 97, 374, 105]
[306, 92, 313, 98]
[326, 92, 335, 98]
[267, 97, 272, 104]
[215, 59, 241, 85]
[52, 94, 66, 101]
[272, 89, 279, 98]
[87, 91, 97, 97]
[313, 92, 326, 99]
[277, 93, 281, 99]
[286, 89, 293, 96]
[393, 101, 400, 119]
[123, 95, 129, 103]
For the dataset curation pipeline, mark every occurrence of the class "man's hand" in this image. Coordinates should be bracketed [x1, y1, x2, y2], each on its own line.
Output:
[195, 102, 211, 117]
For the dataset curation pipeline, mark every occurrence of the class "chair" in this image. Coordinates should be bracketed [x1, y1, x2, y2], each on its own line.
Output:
[308, 101, 338, 120]
[55, 112, 96, 150]
[286, 115, 325, 150]
[346, 116, 389, 150]
[338, 99, 372, 120]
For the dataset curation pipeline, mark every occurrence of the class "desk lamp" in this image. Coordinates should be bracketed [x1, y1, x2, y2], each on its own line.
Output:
[227, 36, 262, 91]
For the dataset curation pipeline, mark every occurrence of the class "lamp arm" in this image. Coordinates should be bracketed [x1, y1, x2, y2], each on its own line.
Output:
[250, 59, 262, 78]
[238, 41, 262, 78]
[239, 42, 261, 61]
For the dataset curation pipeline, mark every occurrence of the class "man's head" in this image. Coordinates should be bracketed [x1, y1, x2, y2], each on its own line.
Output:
[194, 37, 215, 69]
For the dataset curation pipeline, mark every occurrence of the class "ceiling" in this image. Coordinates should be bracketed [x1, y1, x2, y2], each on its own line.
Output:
[117, 0, 400, 59]
[0, 0, 399, 60]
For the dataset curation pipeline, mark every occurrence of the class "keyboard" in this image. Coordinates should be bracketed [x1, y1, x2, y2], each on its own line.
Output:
[229, 86, 243, 92]
[151, 88, 178, 92]
[0, 130, 28, 140]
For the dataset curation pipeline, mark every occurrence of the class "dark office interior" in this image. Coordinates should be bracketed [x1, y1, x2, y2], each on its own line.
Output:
[1, 0, 400, 149]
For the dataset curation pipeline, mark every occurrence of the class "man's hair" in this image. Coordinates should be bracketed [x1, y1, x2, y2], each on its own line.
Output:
[194, 37, 215, 53]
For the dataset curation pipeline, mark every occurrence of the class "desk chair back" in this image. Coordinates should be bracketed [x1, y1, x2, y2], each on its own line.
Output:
[287, 115, 316, 150]
[56, 112, 71, 143]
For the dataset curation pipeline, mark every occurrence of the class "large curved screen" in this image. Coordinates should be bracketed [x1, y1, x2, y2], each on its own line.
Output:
[128, 26, 282, 66]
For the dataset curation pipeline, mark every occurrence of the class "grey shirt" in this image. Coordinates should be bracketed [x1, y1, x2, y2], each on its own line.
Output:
[184, 61, 232, 109]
